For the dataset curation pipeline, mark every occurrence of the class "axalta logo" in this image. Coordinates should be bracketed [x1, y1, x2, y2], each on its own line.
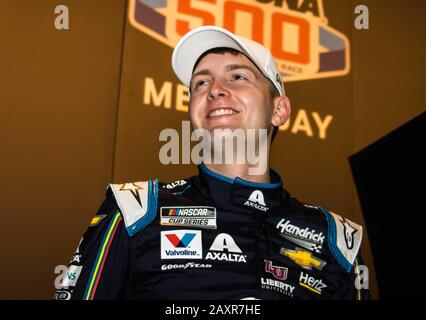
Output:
[164, 179, 187, 189]
[205, 233, 247, 263]
[161, 230, 203, 259]
[244, 190, 268, 212]
[276, 218, 324, 252]
[129, 0, 350, 82]
[69, 254, 81, 264]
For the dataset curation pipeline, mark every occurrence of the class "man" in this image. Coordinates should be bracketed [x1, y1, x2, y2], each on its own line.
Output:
[54, 26, 369, 300]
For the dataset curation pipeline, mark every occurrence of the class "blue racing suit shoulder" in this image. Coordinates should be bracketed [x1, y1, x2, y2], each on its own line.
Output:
[307, 205, 363, 273]
[108, 179, 159, 237]
[299, 202, 363, 273]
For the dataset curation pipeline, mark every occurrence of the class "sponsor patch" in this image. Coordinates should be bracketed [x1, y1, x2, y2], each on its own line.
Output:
[89, 214, 107, 227]
[264, 260, 288, 281]
[161, 262, 212, 271]
[164, 179, 187, 189]
[160, 206, 217, 229]
[244, 190, 269, 212]
[161, 230, 202, 260]
[260, 278, 295, 298]
[61, 265, 82, 288]
[299, 272, 327, 295]
[276, 218, 325, 253]
[205, 233, 247, 263]
[54, 290, 71, 300]
[69, 254, 81, 264]
[279, 247, 326, 271]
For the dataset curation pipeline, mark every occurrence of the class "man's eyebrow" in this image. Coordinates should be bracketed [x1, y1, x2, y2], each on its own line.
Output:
[191, 64, 260, 81]
[191, 69, 212, 79]
[224, 64, 259, 78]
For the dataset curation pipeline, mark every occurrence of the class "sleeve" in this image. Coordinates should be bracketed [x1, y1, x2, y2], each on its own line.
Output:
[338, 252, 371, 300]
[54, 190, 130, 300]
[317, 207, 370, 300]
[352, 253, 371, 300]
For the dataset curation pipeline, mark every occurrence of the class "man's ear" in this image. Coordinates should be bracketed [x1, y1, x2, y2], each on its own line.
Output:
[271, 96, 291, 127]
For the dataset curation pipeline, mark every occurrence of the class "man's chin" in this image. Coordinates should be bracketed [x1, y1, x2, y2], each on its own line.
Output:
[209, 126, 239, 133]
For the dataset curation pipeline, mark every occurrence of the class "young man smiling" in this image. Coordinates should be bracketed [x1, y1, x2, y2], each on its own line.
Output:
[55, 26, 369, 300]
[186, 45, 289, 180]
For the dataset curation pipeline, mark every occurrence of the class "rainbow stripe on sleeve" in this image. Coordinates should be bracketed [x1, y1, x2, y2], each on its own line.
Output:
[355, 258, 362, 301]
[83, 211, 122, 300]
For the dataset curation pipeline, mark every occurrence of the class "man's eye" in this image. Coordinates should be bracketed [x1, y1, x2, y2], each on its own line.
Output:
[232, 74, 247, 81]
[194, 79, 208, 89]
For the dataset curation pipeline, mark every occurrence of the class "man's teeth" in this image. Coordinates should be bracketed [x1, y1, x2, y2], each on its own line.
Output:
[209, 108, 237, 117]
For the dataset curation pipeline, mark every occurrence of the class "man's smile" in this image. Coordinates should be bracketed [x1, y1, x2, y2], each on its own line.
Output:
[207, 107, 240, 119]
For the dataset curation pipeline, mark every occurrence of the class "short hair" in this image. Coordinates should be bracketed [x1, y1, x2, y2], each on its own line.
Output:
[192, 47, 281, 142]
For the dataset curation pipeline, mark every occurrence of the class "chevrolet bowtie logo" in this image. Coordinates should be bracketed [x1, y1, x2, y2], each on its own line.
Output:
[279, 247, 326, 271]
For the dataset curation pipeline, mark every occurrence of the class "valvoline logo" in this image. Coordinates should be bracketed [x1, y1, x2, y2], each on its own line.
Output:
[161, 230, 203, 259]
[128, 0, 350, 82]
[165, 232, 197, 248]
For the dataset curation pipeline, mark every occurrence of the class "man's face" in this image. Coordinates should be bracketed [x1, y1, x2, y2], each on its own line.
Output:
[189, 52, 275, 135]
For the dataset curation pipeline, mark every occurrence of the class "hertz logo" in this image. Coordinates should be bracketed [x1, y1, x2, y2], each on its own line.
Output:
[129, 0, 350, 82]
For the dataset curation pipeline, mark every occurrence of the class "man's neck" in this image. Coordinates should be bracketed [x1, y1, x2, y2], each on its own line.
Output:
[204, 163, 271, 184]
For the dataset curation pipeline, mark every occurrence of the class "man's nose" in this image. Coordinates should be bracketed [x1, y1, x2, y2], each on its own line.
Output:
[208, 80, 229, 100]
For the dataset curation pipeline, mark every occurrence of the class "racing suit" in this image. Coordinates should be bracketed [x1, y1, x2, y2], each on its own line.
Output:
[55, 164, 369, 300]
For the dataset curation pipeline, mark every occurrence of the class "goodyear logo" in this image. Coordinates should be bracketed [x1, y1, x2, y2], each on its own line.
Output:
[129, 0, 350, 82]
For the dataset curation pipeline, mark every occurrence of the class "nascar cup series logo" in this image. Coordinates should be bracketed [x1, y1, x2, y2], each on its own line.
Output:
[129, 0, 350, 82]
[160, 206, 217, 229]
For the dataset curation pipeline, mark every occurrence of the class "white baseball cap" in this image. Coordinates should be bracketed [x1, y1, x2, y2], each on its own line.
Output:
[172, 25, 285, 96]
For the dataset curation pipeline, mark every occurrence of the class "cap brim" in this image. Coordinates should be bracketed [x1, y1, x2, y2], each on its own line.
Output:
[172, 26, 253, 88]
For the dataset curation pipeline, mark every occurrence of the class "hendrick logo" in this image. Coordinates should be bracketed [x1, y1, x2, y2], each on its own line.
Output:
[276, 218, 324, 253]
[129, 0, 350, 82]
[161, 230, 203, 259]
